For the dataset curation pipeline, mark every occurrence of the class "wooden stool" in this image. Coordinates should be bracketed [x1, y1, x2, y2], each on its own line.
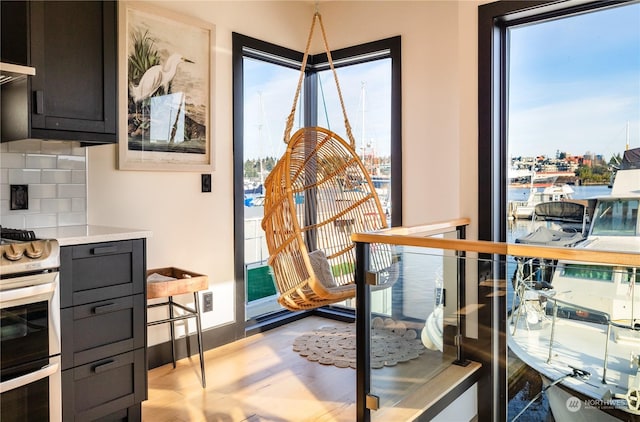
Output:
[147, 267, 208, 388]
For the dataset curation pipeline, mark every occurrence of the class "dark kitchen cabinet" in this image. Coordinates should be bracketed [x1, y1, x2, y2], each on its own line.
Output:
[60, 239, 147, 421]
[1, 1, 118, 144]
[30, 1, 117, 144]
[0, 2, 29, 65]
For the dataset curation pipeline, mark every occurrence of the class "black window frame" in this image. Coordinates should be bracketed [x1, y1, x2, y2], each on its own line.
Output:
[233, 33, 402, 334]
[477, 1, 636, 420]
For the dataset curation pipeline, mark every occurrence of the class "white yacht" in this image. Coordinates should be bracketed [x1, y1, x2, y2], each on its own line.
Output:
[510, 184, 576, 220]
[508, 148, 640, 421]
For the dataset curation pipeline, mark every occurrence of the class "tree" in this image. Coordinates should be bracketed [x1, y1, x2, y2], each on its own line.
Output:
[609, 153, 622, 166]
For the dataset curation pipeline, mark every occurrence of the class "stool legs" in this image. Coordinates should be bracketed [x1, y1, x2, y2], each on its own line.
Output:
[169, 296, 176, 368]
[147, 294, 206, 388]
[193, 292, 206, 388]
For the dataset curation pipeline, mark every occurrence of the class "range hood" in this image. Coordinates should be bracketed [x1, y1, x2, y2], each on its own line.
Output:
[1, 62, 35, 142]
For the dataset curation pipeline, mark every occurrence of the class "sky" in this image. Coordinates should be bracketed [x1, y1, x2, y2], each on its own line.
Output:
[243, 2, 640, 163]
[243, 57, 391, 160]
[508, 2, 640, 161]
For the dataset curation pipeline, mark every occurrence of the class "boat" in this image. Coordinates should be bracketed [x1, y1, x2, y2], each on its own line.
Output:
[508, 147, 640, 421]
[509, 166, 535, 185]
[244, 183, 264, 195]
[510, 184, 576, 220]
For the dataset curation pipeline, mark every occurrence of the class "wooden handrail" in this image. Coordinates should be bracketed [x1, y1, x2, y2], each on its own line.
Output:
[379, 217, 471, 237]
[352, 219, 640, 267]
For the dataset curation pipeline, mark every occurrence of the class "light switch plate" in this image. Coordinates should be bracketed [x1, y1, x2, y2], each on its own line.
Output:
[201, 174, 212, 192]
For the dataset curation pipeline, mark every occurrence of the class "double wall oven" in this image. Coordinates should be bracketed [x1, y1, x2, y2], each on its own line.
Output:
[0, 227, 61, 421]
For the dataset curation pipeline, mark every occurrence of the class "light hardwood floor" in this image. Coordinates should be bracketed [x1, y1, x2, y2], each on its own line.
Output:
[143, 317, 357, 421]
[143, 316, 480, 422]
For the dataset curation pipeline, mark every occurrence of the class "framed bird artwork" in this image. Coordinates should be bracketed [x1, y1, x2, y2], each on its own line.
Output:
[118, 1, 215, 171]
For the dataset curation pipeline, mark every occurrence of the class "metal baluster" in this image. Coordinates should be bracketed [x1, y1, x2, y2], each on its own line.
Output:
[547, 300, 558, 364]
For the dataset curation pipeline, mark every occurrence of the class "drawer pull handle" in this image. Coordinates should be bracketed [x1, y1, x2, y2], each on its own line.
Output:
[92, 246, 118, 255]
[93, 359, 116, 374]
[93, 303, 117, 314]
[34, 90, 44, 114]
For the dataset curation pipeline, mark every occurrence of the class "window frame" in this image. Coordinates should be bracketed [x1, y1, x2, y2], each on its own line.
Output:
[233, 33, 402, 333]
[477, 1, 636, 420]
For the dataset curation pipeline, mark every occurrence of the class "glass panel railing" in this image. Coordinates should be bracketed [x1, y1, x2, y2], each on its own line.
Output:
[352, 219, 640, 421]
[366, 245, 468, 420]
[353, 220, 477, 421]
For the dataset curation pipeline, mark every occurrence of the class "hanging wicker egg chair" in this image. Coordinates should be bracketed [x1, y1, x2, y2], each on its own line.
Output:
[261, 12, 395, 311]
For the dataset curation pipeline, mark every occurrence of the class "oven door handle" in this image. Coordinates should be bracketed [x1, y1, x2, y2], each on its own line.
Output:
[0, 281, 56, 304]
[0, 361, 59, 394]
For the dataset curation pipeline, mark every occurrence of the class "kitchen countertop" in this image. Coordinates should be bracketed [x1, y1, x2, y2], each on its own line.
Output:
[33, 225, 152, 246]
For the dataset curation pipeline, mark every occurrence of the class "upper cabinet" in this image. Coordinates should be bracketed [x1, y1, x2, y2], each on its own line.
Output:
[2, 1, 117, 144]
[0, 2, 29, 66]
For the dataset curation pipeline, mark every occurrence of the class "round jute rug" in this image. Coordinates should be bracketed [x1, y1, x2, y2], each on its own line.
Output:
[292, 317, 425, 369]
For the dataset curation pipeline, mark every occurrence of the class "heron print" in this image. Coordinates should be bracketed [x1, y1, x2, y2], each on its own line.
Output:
[126, 6, 210, 155]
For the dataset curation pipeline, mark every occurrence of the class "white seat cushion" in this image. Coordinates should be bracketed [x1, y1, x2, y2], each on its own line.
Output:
[308, 249, 337, 289]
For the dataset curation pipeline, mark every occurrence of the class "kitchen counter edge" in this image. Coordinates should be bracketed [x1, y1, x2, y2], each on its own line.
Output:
[33, 225, 153, 246]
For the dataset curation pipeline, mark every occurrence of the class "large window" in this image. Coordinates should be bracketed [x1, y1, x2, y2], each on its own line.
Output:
[479, 1, 639, 421]
[233, 34, 401, 326]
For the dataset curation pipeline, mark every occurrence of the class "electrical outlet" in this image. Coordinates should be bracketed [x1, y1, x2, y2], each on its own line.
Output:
[202, 292, 213, 312]
[10, 185, 28, 210]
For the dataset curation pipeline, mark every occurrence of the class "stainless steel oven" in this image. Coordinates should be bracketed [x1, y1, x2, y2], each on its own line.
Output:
[0, 228, 61, 422]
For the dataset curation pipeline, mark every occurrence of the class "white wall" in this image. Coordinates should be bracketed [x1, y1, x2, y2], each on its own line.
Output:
[88, 0, 482, 344]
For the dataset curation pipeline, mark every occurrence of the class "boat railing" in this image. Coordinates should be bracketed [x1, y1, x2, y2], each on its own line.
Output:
[510, 276, 612, 382]
[510, 262, 640, 385]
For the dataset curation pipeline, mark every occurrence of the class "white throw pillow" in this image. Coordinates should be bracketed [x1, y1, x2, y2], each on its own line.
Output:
[308, 249, 337, 289]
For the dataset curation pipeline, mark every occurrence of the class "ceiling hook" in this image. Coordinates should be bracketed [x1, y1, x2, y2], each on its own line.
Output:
[315, 1, 320, 15]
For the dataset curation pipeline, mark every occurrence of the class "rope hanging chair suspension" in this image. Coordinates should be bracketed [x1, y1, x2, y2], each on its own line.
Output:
[261, 12, 395, 311]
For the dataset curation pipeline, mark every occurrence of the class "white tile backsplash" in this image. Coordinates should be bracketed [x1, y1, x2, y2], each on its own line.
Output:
[41, 198, 72, 213]
[71, 197, 86, 212]
[21, 198, 41, 213]
[57, 212, 86, 226]
[42, 169, 72, 183]
[1, 214, 26, 228]
[71, 170, 86, 184]
[58, 184, 86, 198]
[9, 169, 41, 184]
[1, 153, 26, 169]
[25, 213, 58, 228]
[42, 169, 72, 184]
[0, 140, 87, 230]
[6, 139, 43, 153]
[26, 154, 58, 169]
[57, 155, 86, 170]
[30, 184, 58, 199]
[41, 141, 73, 155]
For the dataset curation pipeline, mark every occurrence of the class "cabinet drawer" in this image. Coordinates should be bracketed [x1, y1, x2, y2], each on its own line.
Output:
[61, 240, 145, 307]
[61, 294, 145, 370]
[62, 349, 146, 422]
[93, 404, 141, 422]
